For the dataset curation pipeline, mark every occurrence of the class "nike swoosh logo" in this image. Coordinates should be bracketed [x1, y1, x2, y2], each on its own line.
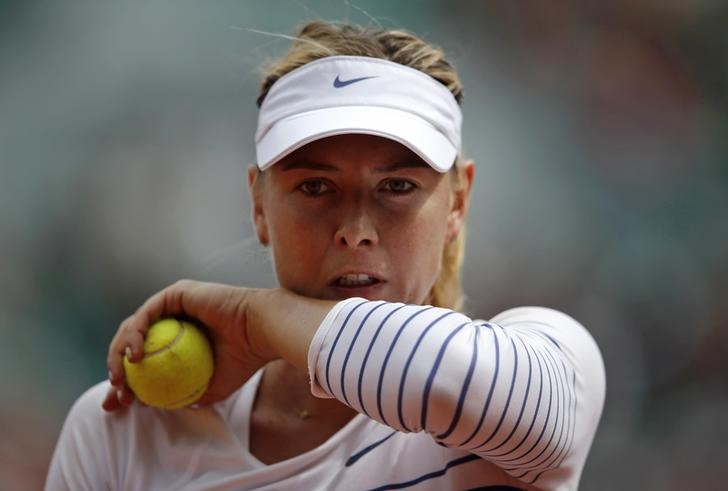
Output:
[333, 75, 378, 88]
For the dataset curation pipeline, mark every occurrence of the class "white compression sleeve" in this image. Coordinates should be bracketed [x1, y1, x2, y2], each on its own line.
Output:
[308, 299, 605, 489]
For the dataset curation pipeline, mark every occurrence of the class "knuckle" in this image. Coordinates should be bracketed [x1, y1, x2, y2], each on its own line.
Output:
[173, 278, 192, 289]
[116, 317, 133, 336]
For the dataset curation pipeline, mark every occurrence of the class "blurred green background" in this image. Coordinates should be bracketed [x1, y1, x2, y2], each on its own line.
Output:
[1, 1, 726, 489]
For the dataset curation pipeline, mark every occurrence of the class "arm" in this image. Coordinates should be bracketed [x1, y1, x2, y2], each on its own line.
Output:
[105, 281, 336, 408]
[105, 282, 604, 489]
[307, 299, 605, 490]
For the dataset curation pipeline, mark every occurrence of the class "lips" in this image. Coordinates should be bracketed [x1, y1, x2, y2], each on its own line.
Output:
[330, 272, 384, 288]
[336, 273, 379, 287]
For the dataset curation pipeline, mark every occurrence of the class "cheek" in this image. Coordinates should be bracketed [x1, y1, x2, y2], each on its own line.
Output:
[386, 207, 450, 293]
[265, 202, 330, 286]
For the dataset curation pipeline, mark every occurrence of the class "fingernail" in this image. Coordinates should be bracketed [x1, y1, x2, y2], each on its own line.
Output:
[117, 389, 123, 401]
[125, 347, 132, 360]
[108, 370, 114, 382]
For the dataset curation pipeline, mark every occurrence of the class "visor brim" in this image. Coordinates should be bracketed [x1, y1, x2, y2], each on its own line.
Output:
[256, 106, 457, 173]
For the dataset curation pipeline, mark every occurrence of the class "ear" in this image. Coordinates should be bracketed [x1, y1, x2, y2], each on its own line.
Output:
[447, 160, 475, 242]
[248, 165, 270, 246]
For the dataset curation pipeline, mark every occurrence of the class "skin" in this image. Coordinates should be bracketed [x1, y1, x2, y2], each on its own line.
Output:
[251, 134, 469, 306]
[105, 134, 474, 463]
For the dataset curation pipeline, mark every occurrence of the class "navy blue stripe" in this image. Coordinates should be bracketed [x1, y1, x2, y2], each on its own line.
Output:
[397, 311, 457, 431]
[523, 414, 568, 480]
[420, 321, 470, 432]
[363, 454, 480, 491]
[528, 346, 570, 473]
[529, 403, 572, 482]
[543, 332, 560, 350]
[520, 354, 568, 479]
[538, 330, 562, 352]
[529, 356, 577, 483]
[324, 300, 368, 396]
[484, 335, 533, 453]
[544, 357, 576, 473]
[491, 338, 545, 460]
[345, 430, 397, 467]
[339, 301, 387, 406]
[375, 306, 434, 425]
[473, 337, 519, 449]
[511, 345, 565, 475]
[458, 324, 500, 447]
[545, 369, 578, 478]
[510, 346, 562, 473]
[434, 323, 480, 440]
[499, 345, 555, 464]
[357, 304, 408, 418]
[509, 322, 563, 352]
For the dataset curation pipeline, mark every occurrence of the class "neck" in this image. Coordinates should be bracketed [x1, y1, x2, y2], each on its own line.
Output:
[257, 359, 357, 422]
[248, 359, 359, 464]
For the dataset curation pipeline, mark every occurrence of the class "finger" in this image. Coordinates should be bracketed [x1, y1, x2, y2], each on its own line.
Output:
[102, 386, 122, 412]
[196, 390, 224, 406]
[107, 338, 126, 386]
[136, 280, 194, 327]
[107, 318, 135, 383]
[108, 318, 150, 391]
[115, 282, 190, 358]
[124, 329, 146, 363]
[118, 384, 136, 407]
[107, 281, 201, 401]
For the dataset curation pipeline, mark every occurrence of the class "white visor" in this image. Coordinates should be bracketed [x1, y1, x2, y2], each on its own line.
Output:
[255, 55, 462, 173]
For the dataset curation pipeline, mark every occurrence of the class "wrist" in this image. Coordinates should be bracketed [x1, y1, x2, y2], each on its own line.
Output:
[244, 288, 336, 372]
[241, 288, 280, 365]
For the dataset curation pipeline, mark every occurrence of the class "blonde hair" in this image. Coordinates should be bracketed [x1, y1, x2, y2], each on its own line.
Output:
[257, 21, 466, 310]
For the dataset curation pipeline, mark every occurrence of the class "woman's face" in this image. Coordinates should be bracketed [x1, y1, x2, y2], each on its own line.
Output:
[249, 134, 472, 304]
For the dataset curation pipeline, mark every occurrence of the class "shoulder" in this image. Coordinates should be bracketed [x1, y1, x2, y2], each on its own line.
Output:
[70, 380, 111, 415]
[60, 381, 243, 445]
[48, 381, 247, 491]
[60, 381, 114, 442]
[45, 381, 115, 490]
[60, 381, 146, 443]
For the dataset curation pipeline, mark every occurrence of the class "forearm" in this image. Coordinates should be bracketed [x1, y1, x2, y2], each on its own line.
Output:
[106, 282, 340, 410]
[247, 288, 337, 372]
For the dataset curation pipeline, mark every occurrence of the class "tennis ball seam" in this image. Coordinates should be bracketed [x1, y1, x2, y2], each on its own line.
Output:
[162, 383, 208, 409]
[124, 319, 213, 409]
[144, 319, 186, 358]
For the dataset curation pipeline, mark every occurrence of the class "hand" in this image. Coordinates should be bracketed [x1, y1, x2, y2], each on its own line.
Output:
[103, 280, 274, 411]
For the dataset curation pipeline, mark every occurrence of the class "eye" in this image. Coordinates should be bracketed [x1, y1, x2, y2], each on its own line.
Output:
[381, 178, 416, 195]
[298, 179, 332, 196]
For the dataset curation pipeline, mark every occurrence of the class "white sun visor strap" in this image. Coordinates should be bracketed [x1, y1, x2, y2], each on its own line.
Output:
[255, 55, 462, 172]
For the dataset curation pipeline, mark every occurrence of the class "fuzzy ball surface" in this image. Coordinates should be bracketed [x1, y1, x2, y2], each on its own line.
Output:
[123, 318, 214, 409]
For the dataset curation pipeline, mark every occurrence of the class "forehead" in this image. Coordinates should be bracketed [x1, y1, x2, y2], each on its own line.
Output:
[274, 134, 431, 172]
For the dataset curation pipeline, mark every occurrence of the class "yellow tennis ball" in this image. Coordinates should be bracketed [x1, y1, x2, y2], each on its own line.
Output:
[123, 318, 214, 409]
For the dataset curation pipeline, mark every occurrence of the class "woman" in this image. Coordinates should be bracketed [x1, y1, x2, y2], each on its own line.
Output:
[46, 21, 605, 490]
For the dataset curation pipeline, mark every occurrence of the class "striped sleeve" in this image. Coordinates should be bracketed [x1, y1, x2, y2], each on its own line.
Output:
[307, 298, 605, 490]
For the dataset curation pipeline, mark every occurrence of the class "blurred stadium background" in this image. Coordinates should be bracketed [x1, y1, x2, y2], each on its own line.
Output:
[1, 1, 726, 489]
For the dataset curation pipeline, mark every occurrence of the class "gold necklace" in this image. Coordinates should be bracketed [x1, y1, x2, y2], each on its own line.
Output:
[294, 408, 314, 420]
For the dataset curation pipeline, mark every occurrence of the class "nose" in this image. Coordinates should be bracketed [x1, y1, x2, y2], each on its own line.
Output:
[334, 205, 379, 249]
